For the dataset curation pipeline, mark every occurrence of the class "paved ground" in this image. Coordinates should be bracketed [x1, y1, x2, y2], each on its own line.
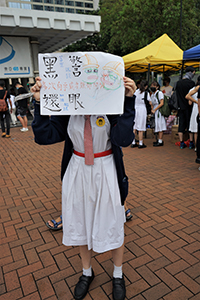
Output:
[0, 126, 200, 300]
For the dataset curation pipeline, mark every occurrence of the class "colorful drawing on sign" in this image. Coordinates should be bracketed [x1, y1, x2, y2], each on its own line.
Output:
[39, 52, 125, 115]
[101, 62, 123, 90]
[81, 54, 99, 84]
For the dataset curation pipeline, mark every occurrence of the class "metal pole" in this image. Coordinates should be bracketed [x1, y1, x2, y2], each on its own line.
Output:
[180, 0, 183, 48]
[147, 64, 150, 85]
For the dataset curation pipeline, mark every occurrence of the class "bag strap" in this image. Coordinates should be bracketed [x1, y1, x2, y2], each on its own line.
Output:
[144, 91, 147, 102]
[155, 91, 160, 104]
[2, 90, 7, 101]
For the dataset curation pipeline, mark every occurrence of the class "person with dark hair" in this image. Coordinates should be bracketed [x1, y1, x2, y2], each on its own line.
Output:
[131, 80, 150, 148]
[176, 66, 195, 149]
[0, 79, 12, 138]
[136, 79, 141, 90]
[149, 81, 166, 146]
[15, 82, 29, 132]
[160, 77, 173, 97]
[31, 76, 136, 300]
[185, 75, 200, 151]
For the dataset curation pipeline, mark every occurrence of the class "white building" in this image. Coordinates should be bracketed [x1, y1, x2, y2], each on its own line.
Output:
[0, 0, 100, 87]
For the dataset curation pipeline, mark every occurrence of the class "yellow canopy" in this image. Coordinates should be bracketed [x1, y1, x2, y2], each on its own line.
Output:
[123, 34, 184, 73]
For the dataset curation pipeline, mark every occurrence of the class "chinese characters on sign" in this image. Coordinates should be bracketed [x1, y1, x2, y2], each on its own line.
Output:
[39, 52, 125, 115]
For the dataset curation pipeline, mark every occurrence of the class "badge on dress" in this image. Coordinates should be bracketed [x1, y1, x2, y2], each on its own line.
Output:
[96, 116, 105, 127]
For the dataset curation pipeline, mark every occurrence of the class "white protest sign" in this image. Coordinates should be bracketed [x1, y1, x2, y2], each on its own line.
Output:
[39, 52, 125, 115]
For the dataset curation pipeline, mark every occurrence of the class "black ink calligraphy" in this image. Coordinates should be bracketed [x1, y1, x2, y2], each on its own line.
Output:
[69, 56, 82, 77]
[43, 57, 58, 79]
[43, 94, 62, 112]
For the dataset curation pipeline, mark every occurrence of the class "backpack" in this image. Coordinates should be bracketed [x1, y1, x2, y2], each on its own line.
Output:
[168, 90, 178, 111]
[0, 91, 8, 112]
[156, 92, 171, 117]
[143, 91, 152, 115]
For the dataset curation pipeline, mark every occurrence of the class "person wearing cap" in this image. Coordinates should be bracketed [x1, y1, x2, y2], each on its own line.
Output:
[176, 66, 196, 149]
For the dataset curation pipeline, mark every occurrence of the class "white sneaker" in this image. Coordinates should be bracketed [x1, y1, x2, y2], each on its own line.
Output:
[24, 128, 29, 131]
[20, 128, 26, 132]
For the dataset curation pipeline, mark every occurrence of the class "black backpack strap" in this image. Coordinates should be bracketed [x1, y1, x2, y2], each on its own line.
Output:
[2, 90, 7, 101]
[144, 91, 147, 102]
[156, 91, 160, 104]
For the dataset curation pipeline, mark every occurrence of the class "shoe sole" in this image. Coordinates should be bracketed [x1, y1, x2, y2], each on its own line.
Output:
[45, 222, 62, 231]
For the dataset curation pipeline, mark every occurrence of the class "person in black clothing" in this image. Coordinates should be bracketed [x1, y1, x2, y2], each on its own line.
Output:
[0, 80, 12, 138]
[176, 66, 195, 149]
[196, 87, 200, 164]
[15, 82, 29, 132]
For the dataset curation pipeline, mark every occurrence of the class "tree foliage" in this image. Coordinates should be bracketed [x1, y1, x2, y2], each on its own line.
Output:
[63, 0, 200, 56]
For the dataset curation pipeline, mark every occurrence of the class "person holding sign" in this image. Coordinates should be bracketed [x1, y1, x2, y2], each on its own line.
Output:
[31, 76, 136, 300]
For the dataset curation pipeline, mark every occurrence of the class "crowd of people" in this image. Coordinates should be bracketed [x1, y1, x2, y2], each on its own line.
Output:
[0, 80, 30, 138]
[130, 67, 200, 160]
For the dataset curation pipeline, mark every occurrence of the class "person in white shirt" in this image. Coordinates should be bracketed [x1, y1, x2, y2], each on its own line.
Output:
[131, 80, 151, 148]
[9, 88, 17, 126]
[150, 81, 167, 146]
[160, 77, 173, 97]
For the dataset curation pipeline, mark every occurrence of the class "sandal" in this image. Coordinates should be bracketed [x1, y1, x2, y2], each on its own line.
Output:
[46, 215, 62, 230]
[125, 209, 133, 221]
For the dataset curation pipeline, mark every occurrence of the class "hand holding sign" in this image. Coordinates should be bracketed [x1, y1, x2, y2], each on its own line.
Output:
[31, 77, 42, 102]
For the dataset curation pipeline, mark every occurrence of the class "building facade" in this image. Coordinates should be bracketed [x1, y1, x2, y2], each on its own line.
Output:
[1, 0, 99, 14]
[0, 0, 100, 86]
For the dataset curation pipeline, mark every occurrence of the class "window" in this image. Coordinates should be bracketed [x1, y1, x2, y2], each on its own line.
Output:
[76, 8, 84, 13]
[55, 6, 64, 11]
[9, 2, 21, 8]
[85, 3, 93, 8]
[66, 7, 74, 12]
[75, 1, 83, 7]
[44, 0, 53, 3]
[55, 0, 64, 4]
[45, 5, 54, 10]
[33, 4, 43, 10]
[65, 0, 74, 5]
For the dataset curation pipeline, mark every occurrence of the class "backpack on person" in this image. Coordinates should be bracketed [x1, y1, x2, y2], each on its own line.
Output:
[0, 91, 8, 112]
[168, 82, 178, 111]
[144, 91, 152, 115]
[156, 92, 171, 117]
[168, 90, 178, 111]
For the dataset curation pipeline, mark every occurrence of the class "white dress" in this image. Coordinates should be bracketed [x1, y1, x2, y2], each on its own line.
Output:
[189, 88, 198, 133]
[150, 91, 166, 132]
[62, 115, 125, 253]
[133, 89, 151, 131]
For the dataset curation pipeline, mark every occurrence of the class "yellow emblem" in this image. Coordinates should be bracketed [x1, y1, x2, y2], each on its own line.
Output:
[96, 116, 105, 127]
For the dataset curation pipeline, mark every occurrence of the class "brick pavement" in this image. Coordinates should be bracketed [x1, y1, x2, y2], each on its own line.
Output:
[0, 126, 200, 300]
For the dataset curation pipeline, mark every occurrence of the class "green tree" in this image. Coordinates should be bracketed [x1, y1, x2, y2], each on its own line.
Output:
[63, 0, 200, 55]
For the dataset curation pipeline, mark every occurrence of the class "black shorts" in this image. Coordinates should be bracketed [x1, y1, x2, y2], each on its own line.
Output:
[178, 109, 192, 133]
[17, 107, 27, 117]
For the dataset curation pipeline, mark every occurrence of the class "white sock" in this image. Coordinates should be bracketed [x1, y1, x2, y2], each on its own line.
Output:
[132, 139, 135, 145]
[113, 264, 123, 279]
[158, 139, 162, 143]
[139, 140, 143, 146]
[83, 266, 92, 277]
